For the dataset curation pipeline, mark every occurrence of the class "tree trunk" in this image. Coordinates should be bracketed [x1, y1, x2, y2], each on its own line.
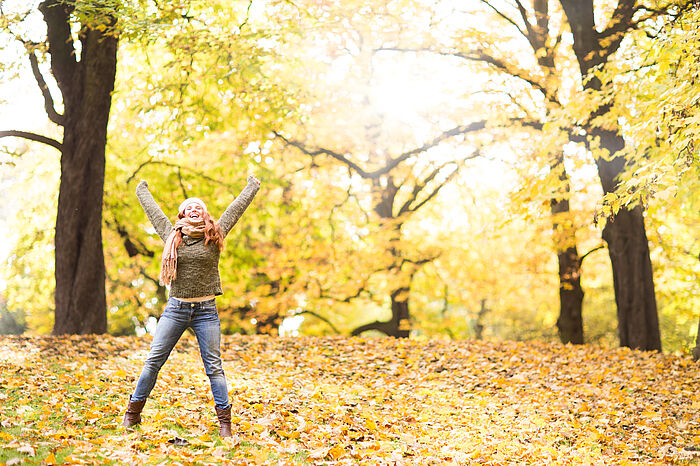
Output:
[474, 299, 488, 340]
[594, 129, 661, 351]
[390, 287, 411, 338]
[550, 160, 584, 344]
[554, 247, 584, 344]
[40, 0, 118, 334]
[692, 317, 700, 361]
[559, 0, 661, 351]
[351, 286, 411, 337]
[602, 206, 661, 350]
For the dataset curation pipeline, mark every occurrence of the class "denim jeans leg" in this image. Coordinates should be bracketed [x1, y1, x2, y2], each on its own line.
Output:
[131, 300, 189, 402]
[191, 304, 229, 409]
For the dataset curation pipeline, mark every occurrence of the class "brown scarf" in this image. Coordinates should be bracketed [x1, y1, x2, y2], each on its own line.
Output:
[159, 217, 206, 286]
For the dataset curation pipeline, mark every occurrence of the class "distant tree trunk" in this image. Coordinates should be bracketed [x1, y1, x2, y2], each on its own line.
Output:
[254, 314, 283, 335]
[39, 0, 118, 334]
[692, 317, 700, 361]
[351, 179, 412, 338]
[560, 0, 661, 351]
[554, 246, 584, 344]
[389, 287, 411, 337]
[474, 298, 488, 340]
[550, 157, 584, 344]
[351, 284, 412, 338]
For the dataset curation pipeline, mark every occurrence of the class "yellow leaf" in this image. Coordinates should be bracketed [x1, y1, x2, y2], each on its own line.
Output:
[308, 446, 329, 459]
[365, 418, 377, 431]
[328, 445, 345, 459]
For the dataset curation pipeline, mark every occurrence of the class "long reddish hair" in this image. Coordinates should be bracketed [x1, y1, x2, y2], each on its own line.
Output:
[176, 211, 224, 251]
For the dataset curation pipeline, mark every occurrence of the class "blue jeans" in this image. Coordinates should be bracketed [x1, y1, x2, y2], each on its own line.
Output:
[130, 297, 230, 409]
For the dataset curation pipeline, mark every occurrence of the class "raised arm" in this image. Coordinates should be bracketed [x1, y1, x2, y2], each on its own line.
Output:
[218, 175, 260, 238]
[136, 180, 173, 242]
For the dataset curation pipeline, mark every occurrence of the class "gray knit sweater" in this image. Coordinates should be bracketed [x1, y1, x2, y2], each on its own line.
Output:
[136, 178, 259, 299]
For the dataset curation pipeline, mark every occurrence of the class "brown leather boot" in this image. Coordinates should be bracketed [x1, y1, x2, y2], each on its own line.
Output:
[215, 406, 232, 437]
[122, 398, 146, 427]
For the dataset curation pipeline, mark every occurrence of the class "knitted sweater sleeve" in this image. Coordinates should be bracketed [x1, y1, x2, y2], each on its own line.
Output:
[136, 180, 173, 242]
[218, 176, 260, 238]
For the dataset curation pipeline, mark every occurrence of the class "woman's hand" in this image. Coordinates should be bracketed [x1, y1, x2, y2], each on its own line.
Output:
[248, 175, 261, 187]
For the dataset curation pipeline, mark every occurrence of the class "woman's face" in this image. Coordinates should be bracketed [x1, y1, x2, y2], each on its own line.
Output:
[183, 203, 204, 220]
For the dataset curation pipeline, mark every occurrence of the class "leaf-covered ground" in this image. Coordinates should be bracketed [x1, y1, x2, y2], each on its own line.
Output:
[0, 335, 698, 465]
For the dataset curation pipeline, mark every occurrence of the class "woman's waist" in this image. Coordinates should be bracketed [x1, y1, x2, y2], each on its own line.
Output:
[166, 297, 217, 312]
[175, 295, 215, 303]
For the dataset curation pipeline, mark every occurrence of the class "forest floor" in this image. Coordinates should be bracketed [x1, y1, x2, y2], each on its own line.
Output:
[0, 335, 699, 465]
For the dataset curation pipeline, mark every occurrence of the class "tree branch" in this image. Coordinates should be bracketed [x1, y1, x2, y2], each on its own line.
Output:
[328, 175, 370, 241]
[273, 131, 372, 177]
[405, 159, 464, 214]
[397, 161, 453, 216]
[513, 0, 537, 45]
[105, 217, 155, 258]
[238, 0, 255, 30]
[38, 0, 77, 101]
[377, 47, 557, 104]
[401, 255, 440, 268]
[27, 49, 65, 126]
[276, 121, 488, 179]
[596, 0, 636, 57]
[479, 0, 528, 41]
[382, 122, 487, 175]
[454, 49, 556, 103]
[294, 309, 340, 334]
[138, 265, 168, 304]
[580, 244, 605, 264]
[126, 159, 233, 187]
[350, 319, 395, 336]
[399, 165, 448, 216]
[176, 167, 188, 198]
[314, 275, 369, 304]
[0, 130, 63, 152]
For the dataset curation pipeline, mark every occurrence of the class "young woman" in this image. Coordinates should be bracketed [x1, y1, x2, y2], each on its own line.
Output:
[122, 175, 260, 437]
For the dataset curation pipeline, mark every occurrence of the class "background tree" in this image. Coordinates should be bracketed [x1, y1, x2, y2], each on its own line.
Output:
[0, 0, 119, 334]
[386, 0, 689, 350]
[277, 122, 484, 337]
[556, 0, 660, 351]
[268, 8, 501, 337]
[375, 0, 600, 344]
[593, 4, 700, 355]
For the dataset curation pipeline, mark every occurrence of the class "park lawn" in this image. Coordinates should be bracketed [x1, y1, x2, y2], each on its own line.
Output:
[0, 335, 698, 465]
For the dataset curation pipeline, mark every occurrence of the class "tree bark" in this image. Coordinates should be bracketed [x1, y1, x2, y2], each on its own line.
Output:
[602, 205, 660, 350]
[552, 200, 584, 345]
[559, 0, 661, 351]
[590, 129, 661, 351]
[550, 158, 584, 344]
[692, 317, 700, 361]
[350, 286, 410, 337]
[39, 0, 118, 334]
[389, 287, 411, 338]
[474, 299, 488, 340]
